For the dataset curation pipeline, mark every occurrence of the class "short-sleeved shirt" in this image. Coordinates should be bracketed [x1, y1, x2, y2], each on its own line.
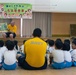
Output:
[70, 49, 76, 61]
[64, 51, 72, 62]
[24, 37, 47, 67]
[7, 24, 17, 34]
[4, 50, 16, 65]
[52, 49, 64, 63]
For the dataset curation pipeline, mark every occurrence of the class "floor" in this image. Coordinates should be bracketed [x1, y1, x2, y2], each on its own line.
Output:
[0, 66, 76, 75]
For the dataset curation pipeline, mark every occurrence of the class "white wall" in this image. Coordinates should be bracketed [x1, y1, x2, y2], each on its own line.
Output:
[0, 0, 34, 3]
[50, 0, 76, 13]
[0, 0, 76, 13]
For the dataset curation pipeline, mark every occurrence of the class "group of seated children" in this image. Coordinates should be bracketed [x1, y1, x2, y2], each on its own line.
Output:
[0, 40, 26, 70]
[0, 37, 76, 70]
[46, 38, 76, 69]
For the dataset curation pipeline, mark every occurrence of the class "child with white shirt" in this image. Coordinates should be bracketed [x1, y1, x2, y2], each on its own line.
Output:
[70, 39, 76, 66]
[51, 40, 65, 69]
[46, 40, 54, 65]
[70, 37, 76, 50]
[3, 40, 17, 70]
[47, 40, 55, 53]
[63, 42, 72, 68]
[0, 40, 7, 69]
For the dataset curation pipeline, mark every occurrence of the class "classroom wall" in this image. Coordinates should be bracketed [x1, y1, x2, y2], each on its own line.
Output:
[12, 13, 76, 37]
[1, 0, 76, 13]
[12, 19, 20, 36]
[51, 13, 76, 37]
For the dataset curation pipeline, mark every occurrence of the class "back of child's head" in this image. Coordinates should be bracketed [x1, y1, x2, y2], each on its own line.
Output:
[62, 42, 70, 51]
[0, 40, 4, 47]
[72, 39, 76, 49]
[48, 40, 54, 47]
[55, 38, 62, 42]
[55, 40, 63, 49]
[5, 40, 15, 50]
[23, 40, 26, 44]
[64, 39, 70, 45]
[72, 39, 76, 45]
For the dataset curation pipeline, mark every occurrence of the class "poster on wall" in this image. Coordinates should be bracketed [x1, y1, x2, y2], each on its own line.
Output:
[0, 23, 7, 32]
[0, 3, 32, 19]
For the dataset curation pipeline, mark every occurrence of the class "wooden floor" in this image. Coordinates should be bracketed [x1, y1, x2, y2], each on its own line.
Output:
[0, 66, 76, 75]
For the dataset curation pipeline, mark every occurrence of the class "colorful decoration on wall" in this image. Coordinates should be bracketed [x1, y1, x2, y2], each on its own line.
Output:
[0, 3, 32, 19]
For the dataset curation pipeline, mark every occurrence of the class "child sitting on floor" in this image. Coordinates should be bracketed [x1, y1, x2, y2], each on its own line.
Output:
[70, 39, 76, 66]
[51, 40, 65, 69]
[63, 42, 72, 68]
[3, 40, 17, 70]
[46, 40, 55, 65]
[0, 40, 7, 69]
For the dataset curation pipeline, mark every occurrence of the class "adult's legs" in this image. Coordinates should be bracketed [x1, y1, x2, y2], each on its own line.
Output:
[9, 33, 16, 40]
[2, 32, 11, 40]
[18, 56, 47, 70]
[2, 33, 7, 40]
[9, 34, 14, 40]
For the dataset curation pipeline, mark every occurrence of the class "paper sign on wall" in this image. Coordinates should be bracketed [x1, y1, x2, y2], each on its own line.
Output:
[0, 3, 32, 19]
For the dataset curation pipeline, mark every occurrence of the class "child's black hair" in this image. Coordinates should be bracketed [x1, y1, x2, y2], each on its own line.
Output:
[55, 40, 63, 49]
[64, 39, 70, 45]
[0, 40, 4, 47]
[55, 38, 62, 42]
[5, 40, 15, 50]
[62, 42, 70, 51]
[48, 40, 54, 46]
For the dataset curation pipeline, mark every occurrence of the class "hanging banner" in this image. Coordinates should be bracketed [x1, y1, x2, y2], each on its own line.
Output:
[0, 3, 32, 19]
